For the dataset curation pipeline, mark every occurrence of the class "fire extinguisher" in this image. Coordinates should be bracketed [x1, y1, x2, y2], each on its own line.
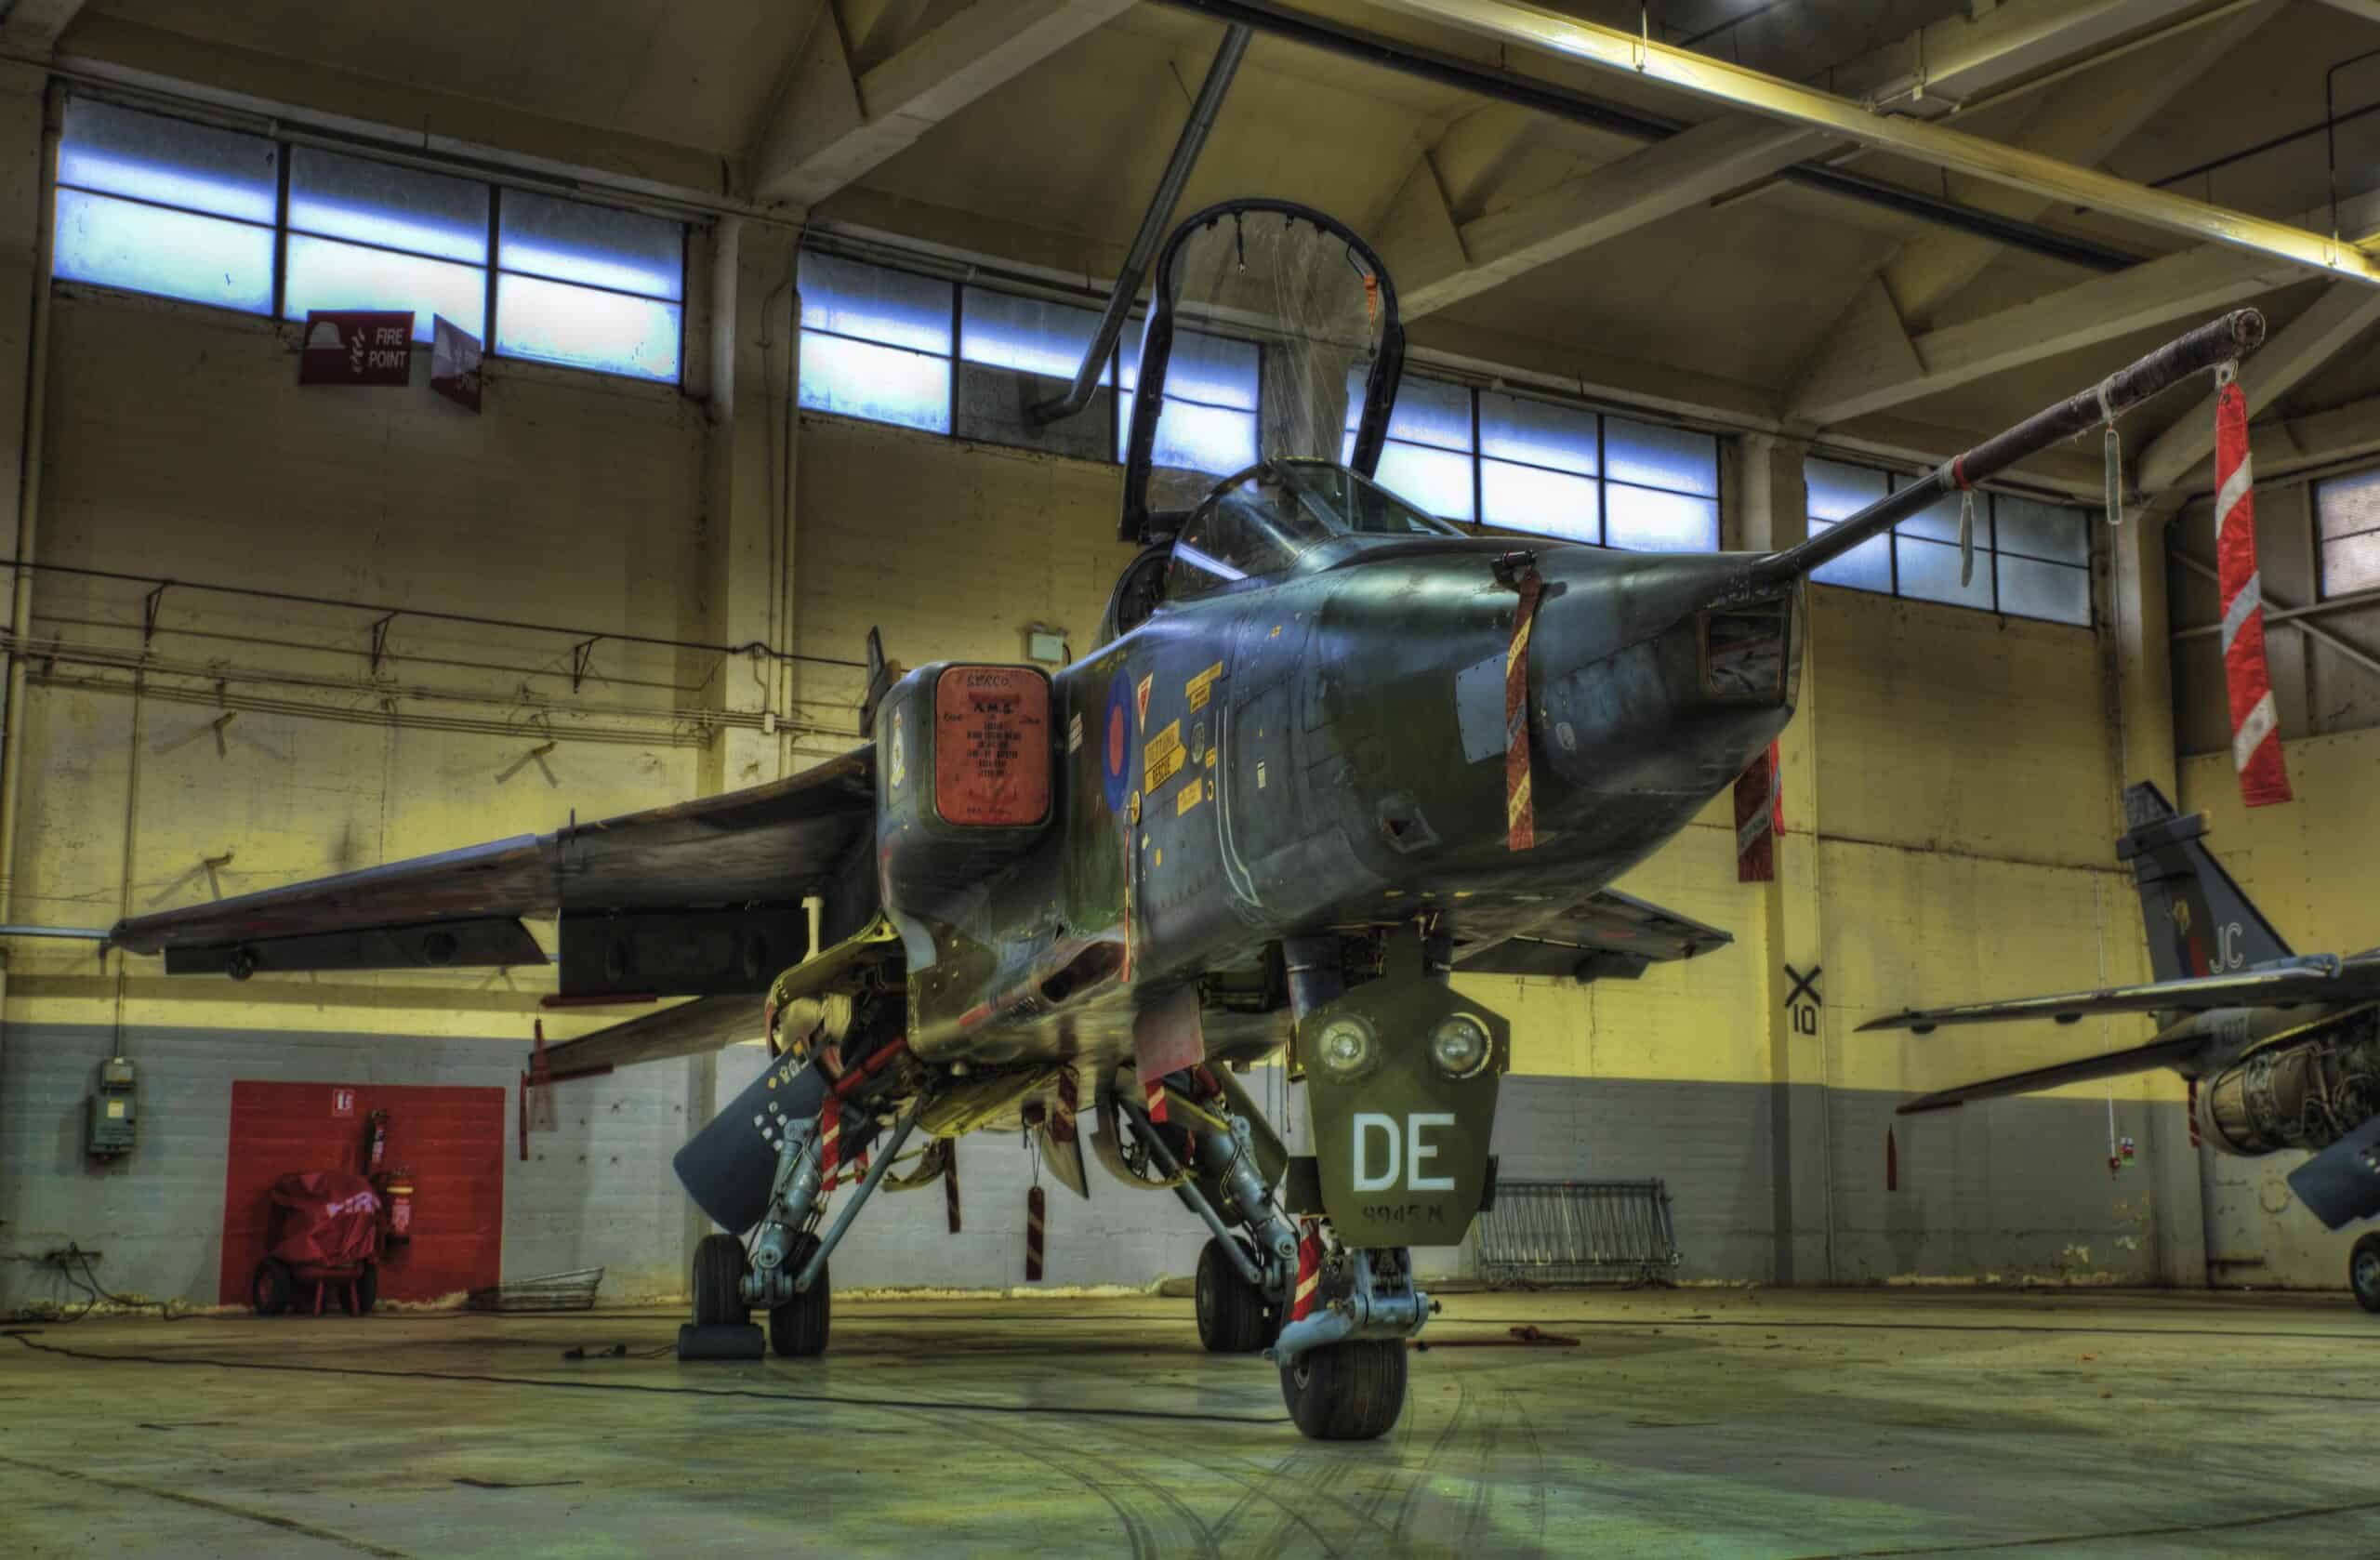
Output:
[364, 1109, 389, 1174]
[381, 1170, 415, 1244]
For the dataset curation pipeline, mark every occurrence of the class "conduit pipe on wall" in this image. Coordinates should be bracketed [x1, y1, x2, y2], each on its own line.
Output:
[0, 81, 63, 965]
[1029, 23, 1251, 426]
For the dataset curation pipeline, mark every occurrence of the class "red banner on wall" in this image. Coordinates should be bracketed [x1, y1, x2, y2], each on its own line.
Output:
[1734, 741, 1783, 882]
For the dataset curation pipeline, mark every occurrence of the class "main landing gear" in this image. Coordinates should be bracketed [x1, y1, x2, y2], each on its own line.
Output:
[688, 1093, 924, 1359]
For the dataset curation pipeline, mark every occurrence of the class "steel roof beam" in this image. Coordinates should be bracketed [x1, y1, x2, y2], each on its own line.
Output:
[1351, 0, 2380, 284]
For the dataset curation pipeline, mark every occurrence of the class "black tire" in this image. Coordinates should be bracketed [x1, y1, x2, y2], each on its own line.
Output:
[1196, 1237, 1270, 1354]
[344, 1261, 378, 1316]
[769, 1233, 830, 1358]
[250, 1258, 294, 1317]
[692, 1233, 749, 1326]
[2352, 1233, 2380, 1315]
[1280, 1339, 1408, 1441]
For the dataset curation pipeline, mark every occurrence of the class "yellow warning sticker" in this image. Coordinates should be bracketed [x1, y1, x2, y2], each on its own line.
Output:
[1176, 775, 1203, 814]
[1203, 746, 1216, 769]
[1143, 719, 1184, 792]
[106, 1100, 126, 1119]
[1185, 661, 1224, 711]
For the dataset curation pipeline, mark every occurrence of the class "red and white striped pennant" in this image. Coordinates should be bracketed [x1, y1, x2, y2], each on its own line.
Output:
[1289, 1221, 1322, 1323]
[2214, 373, 2292, 808]
[815, 1102, 841, 1184]
[1502, 562, 1545, 852]
[1051, 1068, 1078, 1144]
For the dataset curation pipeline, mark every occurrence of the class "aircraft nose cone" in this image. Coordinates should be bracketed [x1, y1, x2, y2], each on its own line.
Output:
[1525, 549, 1799, 798]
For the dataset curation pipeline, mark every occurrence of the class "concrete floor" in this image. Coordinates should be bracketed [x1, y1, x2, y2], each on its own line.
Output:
[2, 1289, 2376, 1558]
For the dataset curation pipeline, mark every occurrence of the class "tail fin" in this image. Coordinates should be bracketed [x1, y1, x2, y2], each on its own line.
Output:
[2118, 781, 2291, 982]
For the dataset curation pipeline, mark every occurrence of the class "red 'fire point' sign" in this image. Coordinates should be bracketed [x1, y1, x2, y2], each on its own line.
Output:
[299, 310, 415, 387]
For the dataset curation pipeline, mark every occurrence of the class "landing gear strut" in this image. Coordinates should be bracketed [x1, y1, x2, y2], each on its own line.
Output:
[686, 1095, 923, 1359]
[1117, 1081, 1300, 1354]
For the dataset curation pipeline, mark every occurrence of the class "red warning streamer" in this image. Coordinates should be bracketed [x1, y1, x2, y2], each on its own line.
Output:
[1025, 1185, 1046, 1282]
[1052, 1069, 1078, 1144]
[2215, 377, 2292, 808]
[816, 1102, 841, 1185]
[1733, 741, 1783, 882]
[1502, 564, 1545, 853]
[1290, 1221, 1321, 1322]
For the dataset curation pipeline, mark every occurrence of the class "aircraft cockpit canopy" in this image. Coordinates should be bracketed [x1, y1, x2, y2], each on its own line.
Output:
[1121, 200, 1407, 543]
[1164, 460, 1461, 604]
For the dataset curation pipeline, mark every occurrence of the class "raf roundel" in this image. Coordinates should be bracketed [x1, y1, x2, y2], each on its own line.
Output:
[1102, 674, 1134, 815]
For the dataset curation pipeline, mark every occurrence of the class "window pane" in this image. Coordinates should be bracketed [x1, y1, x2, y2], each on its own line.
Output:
[800, 252, 951, 355]
[290, 147, 487, 264]
[1998, 556, 2091, 624]
[1806, 457, 1888, 522]
[1897, 535, 1995, 610]
[1121, 328, 1257, 411]
[1483, 459, 1597, 540]
[54, 189, 273, 313]
[2317, 468, 2380, 543]
[1480, 391, 1595, 476]
[1896, 489, 1982, 546]
[1995, 494, 2088, 563]
[960, 289, 1108, 383]
[2323, 531, 2380, 595]
[1607, 483, 1719, 552]
[1380, 376, 1472, 453]
[1808, 518, 1892, 591]
[496, 272, 680, 380]
[499, 190, 681, 299]
[798, 332, 948, 431]
[1606, 416, 1717, 496]
[1373, 441, 1474, 522]
[1149, 401, 1255, 475]
[285, 235, 484, 343]
[60, 99, 277, 222]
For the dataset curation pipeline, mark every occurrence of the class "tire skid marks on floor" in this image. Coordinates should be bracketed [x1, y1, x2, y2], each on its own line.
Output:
[930, 1404, 1222, 1560]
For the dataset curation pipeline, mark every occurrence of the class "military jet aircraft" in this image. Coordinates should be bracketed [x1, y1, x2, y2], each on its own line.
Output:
[107, 197, 2266, 1438]
[1864, 781, 2380, 1315]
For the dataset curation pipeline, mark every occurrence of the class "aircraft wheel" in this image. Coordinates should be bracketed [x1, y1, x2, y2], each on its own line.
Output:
[1280, 1338, 1407, 1441]
[1196, 1237, 1269, 1353]
[770, 1234, 830, 1357]
[2352, 1233, 2380, 1315]
[692, 1233, 749, 1327]
[250, 1258, 294, 1317]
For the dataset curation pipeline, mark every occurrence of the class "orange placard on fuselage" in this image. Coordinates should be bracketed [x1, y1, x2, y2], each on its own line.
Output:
[933, 666, 1051, 827]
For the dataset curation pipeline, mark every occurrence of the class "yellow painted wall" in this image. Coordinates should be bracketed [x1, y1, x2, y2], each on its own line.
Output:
[2178, 729, 2380, 955]
[12, 291, 712, 1039]
[1809, 588, 2164, 1105]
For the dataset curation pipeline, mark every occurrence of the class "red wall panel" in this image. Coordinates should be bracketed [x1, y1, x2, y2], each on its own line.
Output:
[220, 1081, 506, 1306]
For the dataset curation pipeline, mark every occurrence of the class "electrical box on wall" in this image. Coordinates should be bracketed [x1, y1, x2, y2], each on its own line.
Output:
[86, 1056, 137, 1160]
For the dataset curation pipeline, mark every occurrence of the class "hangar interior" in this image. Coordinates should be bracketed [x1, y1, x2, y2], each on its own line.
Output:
[2, 0, 2380, 1553]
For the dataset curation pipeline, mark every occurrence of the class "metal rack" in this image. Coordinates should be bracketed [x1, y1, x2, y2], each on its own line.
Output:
[1474, 1178, 1682, 1289]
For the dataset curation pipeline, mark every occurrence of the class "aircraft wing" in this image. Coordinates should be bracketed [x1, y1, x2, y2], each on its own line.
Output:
[539, 994, 769, 1074]
[109, 747, 878, 980]
[1857, 953, 2380, 1034]
[1896, 1034, 2211, 1115]
[1453, 889, 1732, 981]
